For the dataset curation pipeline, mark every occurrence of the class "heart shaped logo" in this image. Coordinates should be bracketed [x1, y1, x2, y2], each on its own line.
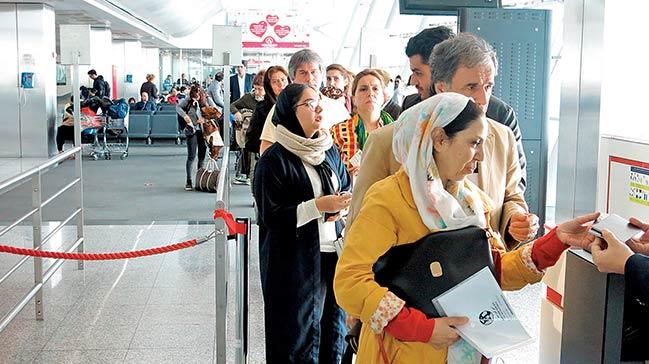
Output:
[266, 15, 279, 26]
[274, 25, 291, 38]
[263, 36, 277, 45]
[249, 21, 267, 38]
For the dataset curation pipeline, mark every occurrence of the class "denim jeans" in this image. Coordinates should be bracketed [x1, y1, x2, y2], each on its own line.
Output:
[185, 130, 206, 181]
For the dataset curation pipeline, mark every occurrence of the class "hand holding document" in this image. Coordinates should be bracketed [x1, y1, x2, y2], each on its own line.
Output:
[432, 267, 533, 359]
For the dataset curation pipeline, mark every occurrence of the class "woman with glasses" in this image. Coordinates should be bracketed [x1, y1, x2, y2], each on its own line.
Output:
[330, 69, 394, 178]
[253, 83, 352, 363]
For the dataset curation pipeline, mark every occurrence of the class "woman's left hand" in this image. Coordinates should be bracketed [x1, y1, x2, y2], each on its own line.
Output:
[556, 212, 601, 248]
[508, 212, 540, 242]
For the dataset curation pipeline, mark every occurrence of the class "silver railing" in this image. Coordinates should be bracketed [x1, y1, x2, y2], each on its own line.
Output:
[0, 146, 85, 333]
[213, 143, 252, 364]
[214, 145, 230, 364]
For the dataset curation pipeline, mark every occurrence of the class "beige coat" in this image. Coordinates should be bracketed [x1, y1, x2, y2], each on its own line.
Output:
[348, 119, 527, 246]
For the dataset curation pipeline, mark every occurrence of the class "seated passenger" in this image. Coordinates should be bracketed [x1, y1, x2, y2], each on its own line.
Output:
[333, 92, 600, 364]
[132, 92, 156, 111]
[330, 69, 394, 177]
[167, 88, 179, 105]
[253, 83, 352, 363]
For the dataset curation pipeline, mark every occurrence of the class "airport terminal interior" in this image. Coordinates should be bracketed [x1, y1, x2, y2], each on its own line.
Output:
[1, 0, 648, 363]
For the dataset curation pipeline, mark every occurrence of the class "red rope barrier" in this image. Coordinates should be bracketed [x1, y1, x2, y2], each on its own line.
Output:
[0, 209, 246, 261]
[0, 239, 197, 261]
[214, 209, 247, 235]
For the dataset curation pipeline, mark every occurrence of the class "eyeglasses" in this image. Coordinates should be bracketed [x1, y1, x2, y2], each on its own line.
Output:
[294, 99, 319, 111]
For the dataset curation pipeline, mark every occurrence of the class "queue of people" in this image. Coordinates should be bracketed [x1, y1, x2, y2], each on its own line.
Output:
[244, 27, 649, 364]
[66, 26, 648, 364]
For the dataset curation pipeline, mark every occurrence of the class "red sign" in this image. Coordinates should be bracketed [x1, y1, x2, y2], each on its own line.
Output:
[274, 25, 291, 38]
[249, 21, 268, 37]
[242, 36, 309, 49]
[266, 14, 279, 26]
[229, 11, 310, 50]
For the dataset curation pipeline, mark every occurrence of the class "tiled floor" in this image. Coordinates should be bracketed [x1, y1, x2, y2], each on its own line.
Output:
[0, 223, 266, 363]
[0, 222, 546, 364]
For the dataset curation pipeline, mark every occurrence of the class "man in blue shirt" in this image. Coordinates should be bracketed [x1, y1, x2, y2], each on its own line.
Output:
[162, 75, 173, 93]
[132, 91, 156, 112]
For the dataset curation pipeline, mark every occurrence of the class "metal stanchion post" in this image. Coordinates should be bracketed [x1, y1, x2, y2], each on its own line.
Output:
[235, 218, 250, 364]
[31, 172, 43, 321]
[222, 52, 231, 153]
[72, 53, 85, 270]
[214, 200, 228, 364]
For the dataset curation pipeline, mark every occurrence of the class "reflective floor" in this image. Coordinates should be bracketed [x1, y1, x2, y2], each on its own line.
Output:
[0, 223, 266, 363]
[0, 222, 543, 364]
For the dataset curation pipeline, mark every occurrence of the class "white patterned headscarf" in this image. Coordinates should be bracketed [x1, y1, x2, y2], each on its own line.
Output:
[392, 92, 486, 231]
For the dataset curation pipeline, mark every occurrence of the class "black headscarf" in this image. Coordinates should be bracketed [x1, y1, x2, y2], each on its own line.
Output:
[273, 83, 336, 196]
[272, 83, 309, 135]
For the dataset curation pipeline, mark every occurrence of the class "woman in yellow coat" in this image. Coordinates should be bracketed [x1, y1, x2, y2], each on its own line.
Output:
[333, 92, 599, 364]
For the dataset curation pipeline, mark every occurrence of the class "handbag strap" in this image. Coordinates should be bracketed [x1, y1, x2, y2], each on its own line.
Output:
[376, 334, 390, 364]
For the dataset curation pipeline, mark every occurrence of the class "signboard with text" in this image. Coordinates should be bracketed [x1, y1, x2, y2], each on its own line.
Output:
[227, 10, 310, 50]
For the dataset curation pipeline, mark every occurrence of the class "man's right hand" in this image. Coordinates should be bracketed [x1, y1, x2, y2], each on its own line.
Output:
[428, 316, 468, 350]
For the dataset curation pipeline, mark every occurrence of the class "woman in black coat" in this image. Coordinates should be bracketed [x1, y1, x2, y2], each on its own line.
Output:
[253, 83, 352, 363]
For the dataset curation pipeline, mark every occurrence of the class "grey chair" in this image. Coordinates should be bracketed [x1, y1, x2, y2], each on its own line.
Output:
[128, 110, 153, 143]
[150, 113, 180, 144]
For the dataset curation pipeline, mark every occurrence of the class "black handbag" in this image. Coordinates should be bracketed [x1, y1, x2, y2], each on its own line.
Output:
[372, 225, 496, 318]
[343, 226, 497, 358]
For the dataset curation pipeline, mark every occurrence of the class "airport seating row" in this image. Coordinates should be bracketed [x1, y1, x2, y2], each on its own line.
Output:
[128, 106, 182, 144]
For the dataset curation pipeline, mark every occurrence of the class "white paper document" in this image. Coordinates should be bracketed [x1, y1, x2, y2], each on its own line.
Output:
[432, 267, 534, 358]
[349, 150, 362, 168]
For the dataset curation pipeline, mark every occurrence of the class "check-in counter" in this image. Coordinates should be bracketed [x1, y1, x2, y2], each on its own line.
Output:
[560, 249, 648, 364]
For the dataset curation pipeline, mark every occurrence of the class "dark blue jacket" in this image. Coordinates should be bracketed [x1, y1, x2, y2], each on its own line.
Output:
[229, 73, 254, 103]
[626, 254, 649, 302]
[133, 100, 156, 112]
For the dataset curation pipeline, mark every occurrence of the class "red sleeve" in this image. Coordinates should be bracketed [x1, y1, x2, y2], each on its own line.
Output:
[384, 306, 436, 342]
[491, 249, 502, 285]
[531, 227, 569, 270]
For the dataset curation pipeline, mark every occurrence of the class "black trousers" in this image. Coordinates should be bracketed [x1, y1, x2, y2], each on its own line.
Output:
[264, 252, 346, 364]
[56, 125, 75, 151]
[186, 130, 206, 181]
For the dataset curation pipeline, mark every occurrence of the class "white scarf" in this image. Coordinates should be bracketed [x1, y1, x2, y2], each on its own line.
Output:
[392, 92, 487, 231]
[274, 125, 333, 166]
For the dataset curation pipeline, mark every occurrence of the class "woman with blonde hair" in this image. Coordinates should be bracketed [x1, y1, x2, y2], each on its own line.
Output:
[140, 73, 158, 100]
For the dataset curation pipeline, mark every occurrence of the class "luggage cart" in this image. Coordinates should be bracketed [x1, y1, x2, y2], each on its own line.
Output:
[80, 116, 107, 161]
[99, 116, 129, 160]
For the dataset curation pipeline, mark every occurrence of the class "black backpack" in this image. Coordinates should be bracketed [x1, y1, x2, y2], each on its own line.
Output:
[102, 80, 111, 98]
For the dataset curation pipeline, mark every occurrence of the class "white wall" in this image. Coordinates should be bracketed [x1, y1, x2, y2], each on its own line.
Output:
[112, 40, 145, 101]
[599, 1, 649, 141]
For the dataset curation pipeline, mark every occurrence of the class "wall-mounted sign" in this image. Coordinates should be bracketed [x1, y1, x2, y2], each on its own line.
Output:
[228, 10, 310, 50]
